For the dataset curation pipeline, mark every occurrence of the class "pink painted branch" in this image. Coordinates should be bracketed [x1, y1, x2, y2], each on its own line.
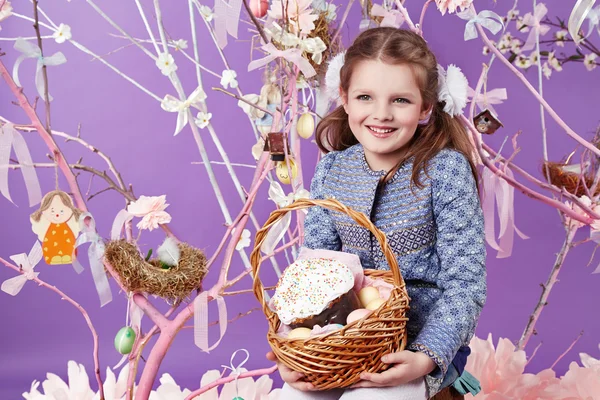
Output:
[184, 365, 278, 400]
[288, 67, 306, 242]
[0, 257, 105, 399]
[132, 293, 169, 330]
[0, 60, 87, 211]
[473, 20, 600, 158]
[331, 0, 355, 45]
[418, 0, 435, 34]
[550, 331, 583, 369]
[395, 0, 419, 33]
[517, 224, 578, 350]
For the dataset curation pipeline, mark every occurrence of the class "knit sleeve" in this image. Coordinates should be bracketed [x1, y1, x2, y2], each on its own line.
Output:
[407, 150, 487, 378]
[302, 151, 342, 251]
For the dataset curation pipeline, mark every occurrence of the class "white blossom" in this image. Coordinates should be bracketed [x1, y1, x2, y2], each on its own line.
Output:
[194, 111, 212, 129]
[156, 53, 177, 76]
[584, 53, 598, 71]
[220, 69, 238, 89]
[52, 23, 72, 44]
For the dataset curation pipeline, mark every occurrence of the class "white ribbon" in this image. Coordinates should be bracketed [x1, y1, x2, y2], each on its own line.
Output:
[521, 3, 551, 52]
[1, 241, 42, 296]
[194, 288, 228, 353]
[569, 0, 598, 45]
[467, 87, 507, 115]
[214, 0, 242, 49]
[0, 123, 42, 207]
[111, 208, 134, 240]
[248, 43, 316, 78]
[73, 212, 112, 306]
[457, 9, 504, 41]
[12, 38, 67, 101]
[160, 86, 207, 136]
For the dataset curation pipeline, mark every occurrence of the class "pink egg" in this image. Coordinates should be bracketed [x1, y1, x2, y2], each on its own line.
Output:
[249, 0, 269, 18]
[346, 308, 373, 324]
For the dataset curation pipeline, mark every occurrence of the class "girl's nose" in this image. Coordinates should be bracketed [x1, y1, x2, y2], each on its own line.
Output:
[373, 102, 393, 121]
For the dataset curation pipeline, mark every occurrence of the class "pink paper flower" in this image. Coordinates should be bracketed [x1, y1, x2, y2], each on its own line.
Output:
[435, 0, 473, 15]
[195, 368, 281, 400]
[268, 0, 319, 35]
[127, 195, 172, 231]
[542, 361, 600, 398]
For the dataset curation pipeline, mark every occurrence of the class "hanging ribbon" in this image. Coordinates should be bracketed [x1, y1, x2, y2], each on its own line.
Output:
[482, 166, 528, 258]
[73, 212, 112, 306]
[520, 3, 550, 52]
[248, 43, 316, 79]
[371, 4, 404, 28]
[221, 348, 249, 397]
[0, 123, 42, 207]
[457, 9, 504, 41]
[214, 0, 242, 49]
[467, 87, 507, 115]
[194, 288, 228, 353]
[160, 86, 207, 136]
[111, 208, 134, 240]
[569, 0, 598, 45]
[12, 38, 67, 101]
[1, 241, 43, 296]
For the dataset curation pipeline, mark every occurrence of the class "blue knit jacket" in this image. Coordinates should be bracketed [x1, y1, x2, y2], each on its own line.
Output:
[303, 143, 487, 383]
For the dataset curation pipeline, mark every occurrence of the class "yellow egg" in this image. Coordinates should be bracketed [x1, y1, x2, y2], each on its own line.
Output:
[346, 308, 373, 324]
[296, 113, 315, 139]
[276, 158, 298, 185]
[365, 298, 386, 311]
[358, 287, 380, 308]
[287, 327, 312, 339]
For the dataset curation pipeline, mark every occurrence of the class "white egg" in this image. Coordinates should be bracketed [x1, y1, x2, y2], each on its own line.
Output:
[358, 287, 380, 307]
[287, 327, 312, 339]
[365, 298, 386, 311]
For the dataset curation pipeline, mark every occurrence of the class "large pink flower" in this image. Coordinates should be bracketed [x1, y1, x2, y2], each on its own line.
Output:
[268, 0, 319, 35]
[127, 195, 172, 231]
[435, 0, 473, 15]
[542, 361, 600, 398]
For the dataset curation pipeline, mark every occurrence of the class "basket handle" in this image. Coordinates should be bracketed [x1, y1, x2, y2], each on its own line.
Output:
[251, 198, 406, 320]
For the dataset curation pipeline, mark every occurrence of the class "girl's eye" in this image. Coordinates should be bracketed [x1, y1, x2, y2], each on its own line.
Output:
[357, 95, 371, 101]
[394, 98, 410, 104]
[60, 210, 64, 214]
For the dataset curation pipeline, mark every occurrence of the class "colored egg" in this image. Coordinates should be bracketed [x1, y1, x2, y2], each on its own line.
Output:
[365, 298, 386, 311]
[249, 0, 268, 18]
[287, 327, 312, 339]
[346, 308, 373, 324]
[114, 327, 136, 355]
[297, 113, 315, 139]
[276, 158, 298, 185]
[358, 287, 380, 308]
[329, 324, 344, 330]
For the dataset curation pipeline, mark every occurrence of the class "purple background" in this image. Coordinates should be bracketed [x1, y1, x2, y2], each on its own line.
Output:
[2, 0, 600, 398]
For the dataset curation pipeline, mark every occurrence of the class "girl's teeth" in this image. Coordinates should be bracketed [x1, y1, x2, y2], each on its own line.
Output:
[370, 127, 393, 133]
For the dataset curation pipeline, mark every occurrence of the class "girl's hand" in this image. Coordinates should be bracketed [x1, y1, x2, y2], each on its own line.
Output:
[266, 351, 316, 392]
[350, 350, 436, 388]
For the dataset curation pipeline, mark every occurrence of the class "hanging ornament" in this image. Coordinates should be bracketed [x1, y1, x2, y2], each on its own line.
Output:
[296, 113, 315, 139]
[276, 158, 298, 185]
[30, 190, 83, 265]
[114, 326, 136, 355]
[249, 0, 269, 18]
[222, 349, 250, 400]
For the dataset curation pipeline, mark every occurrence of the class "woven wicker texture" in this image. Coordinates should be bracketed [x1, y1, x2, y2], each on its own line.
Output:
[251, 198, 410, 389]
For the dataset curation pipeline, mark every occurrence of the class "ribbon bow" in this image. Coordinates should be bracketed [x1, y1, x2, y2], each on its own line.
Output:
[482, 166, 528, 258]
[0, 123, 42, 207]
[74, 212, 113, 306]
[12, 38, 67, 101]
[221, 348, 249, 377]
[569, 0, 599, 46]
[371, 4, 404, 28]
[1, 241, 42, 296]
[457, 9, 504, 41]
[194, 287, 228, 353]
[160, 86, 207, 136]
[214, 0, 242, 49]
[521, 3, 550, 52]
[248, 43, 316, 78]
[467, 87, 507, 114]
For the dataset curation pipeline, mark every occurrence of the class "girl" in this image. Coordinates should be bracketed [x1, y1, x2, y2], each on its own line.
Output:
[267, 27, 486, 399]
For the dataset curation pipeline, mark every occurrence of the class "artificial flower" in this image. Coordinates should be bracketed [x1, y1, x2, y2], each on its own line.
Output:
[149, 374, 191, 400]
[173, 39, 188, 50]
[52, 23, 72, 44]
[312, 0, 336, 21]
[127, 195, 172, 231]
[251, 138, 265, 161]
[156, 53, 177, 76]
[233, 228, 251, 251]
[0, 1, 13, 23]
[437, 64, 468, 117]
[220, 69, 238, 89]
[510, 39, 522, 54]
[529, 51, 540, 64]
[299, 37, 327, 64]
[565, 195, 593, 230]
[435, 0, 473, 16]
[555, 30, 568, 47]
[42, 361, 95, 400]
[584, 53, 598, 72]
[542, 361, 600, 398]
[542, 62, 552, 79]
[92, 364, 131, 400]
[194, 111, 212, 129]
[325, 51, 345, 100]
[199, 5, 214, 22]
[515, 55, 532, 69]
[548, 51, 562, 71]
[506, 9, 519, 21]
[237, 93, 267, 119]
[268, 0, 319, 35]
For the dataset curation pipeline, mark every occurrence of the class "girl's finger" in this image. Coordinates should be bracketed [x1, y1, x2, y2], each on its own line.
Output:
[349, 380, 385, 388]
[381, 350, 412, 364]
[291, 381, 316, 391]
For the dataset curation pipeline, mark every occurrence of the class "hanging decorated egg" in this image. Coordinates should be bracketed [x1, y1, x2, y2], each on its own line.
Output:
[114, 326, 136, 355]
[249, 0, 269, 18]
[296, 113, 315, 139]
[276, 158, 298, 185]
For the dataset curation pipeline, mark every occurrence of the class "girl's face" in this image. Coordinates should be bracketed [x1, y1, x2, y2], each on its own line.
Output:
[342, 60, 430, 172]
[42, 195, 73, 224]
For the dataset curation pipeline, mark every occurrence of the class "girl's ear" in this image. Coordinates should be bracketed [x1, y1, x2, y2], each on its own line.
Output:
[419, 104, 433, 120]
[340, 89, 348, 113]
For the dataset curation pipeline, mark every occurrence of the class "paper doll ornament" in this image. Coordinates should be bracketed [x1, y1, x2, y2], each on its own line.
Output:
[30, 190, 83, 265]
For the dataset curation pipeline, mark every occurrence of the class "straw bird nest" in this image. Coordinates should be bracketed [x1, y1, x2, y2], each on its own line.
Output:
[104, 239, 207, 302]
[542, 161, 600, 197]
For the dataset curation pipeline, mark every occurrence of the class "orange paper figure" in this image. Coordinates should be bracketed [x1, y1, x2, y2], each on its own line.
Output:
[30, 190, 82, 265]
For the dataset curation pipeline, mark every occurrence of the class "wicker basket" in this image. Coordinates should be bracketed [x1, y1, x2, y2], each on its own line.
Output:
[251, 198, 410, 390]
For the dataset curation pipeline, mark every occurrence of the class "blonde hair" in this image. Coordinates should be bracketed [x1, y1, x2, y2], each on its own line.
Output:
[316, 27, 479, 189]
[31, 190, 82, 222]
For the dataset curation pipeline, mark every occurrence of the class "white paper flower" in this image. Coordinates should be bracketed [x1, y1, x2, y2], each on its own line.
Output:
[0, 1, 13, 23]
[233, 228, 251, 251]
[194, 111, 212, 129]
[299, 37, 327, 64]
[437, 64, 468, 117]
[52, 23, 72, 44]
[149, 374, 191, 400]
[93, 364, 131, 400]
[542, 62, 552, 79]
[199, 5, 214, 22]
[156, 53, 177, 76]
[325, 51, 345, 100]
[555, 29, 568, 47]
[584, 53, 598, 71]
[548, 51, 562, 71]
[173, 39, 188, 50]
[43, 361, 95, 400]
[220, 69, 238, 89]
